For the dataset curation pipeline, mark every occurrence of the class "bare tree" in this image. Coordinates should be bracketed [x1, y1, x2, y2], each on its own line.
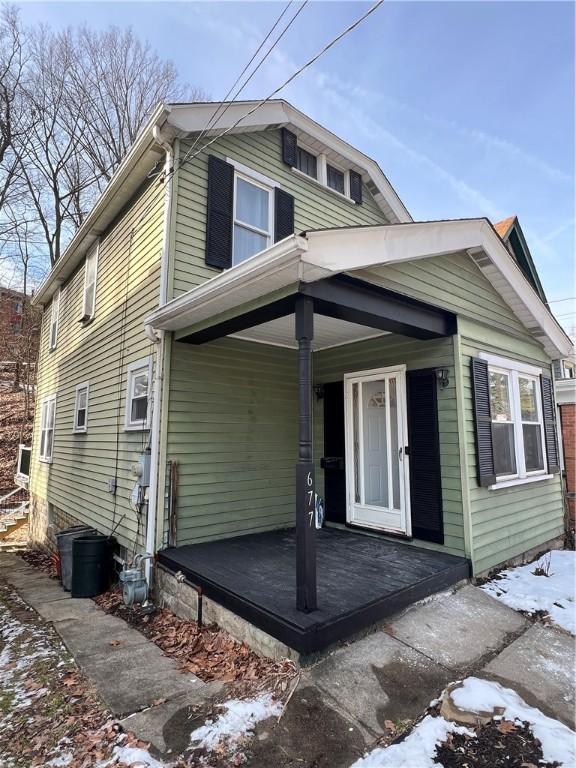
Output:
[0, 8, 204, 279]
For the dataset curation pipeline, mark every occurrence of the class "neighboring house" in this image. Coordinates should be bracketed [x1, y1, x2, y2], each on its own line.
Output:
[28, 101, 573, 656]
[555, 352, 576, 528]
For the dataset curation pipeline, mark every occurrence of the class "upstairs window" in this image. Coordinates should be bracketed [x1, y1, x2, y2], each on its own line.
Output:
[73, 382, 89, 433]
[49, 288, 60, 351]
[40, 394, 56, 462]
[125, 357, 152, 430]
[327, 164, 345, 195]
[233, 175, 272, 265]
[296, 146, 317, 179]
[81, 245, 98, 322]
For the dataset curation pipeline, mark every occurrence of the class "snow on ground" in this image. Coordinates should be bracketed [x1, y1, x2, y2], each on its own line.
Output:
[350, 716, 472, 768]
[351, 677, 575, 768]
[190, 693, 282, 752]
[451, 677, 575, 767]
[481, 549, 576, 634]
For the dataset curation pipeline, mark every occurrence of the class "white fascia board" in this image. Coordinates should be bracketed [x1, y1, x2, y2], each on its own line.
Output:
[305, 219, 573, 359]
[144, 235, 321, 332]
[167, 100, 412, 224]
[33, 103, 172, 307]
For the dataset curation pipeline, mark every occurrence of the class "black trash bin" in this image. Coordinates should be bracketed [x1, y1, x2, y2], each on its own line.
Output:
[56, 525, 95, 591]
[71, 534, 112, 598]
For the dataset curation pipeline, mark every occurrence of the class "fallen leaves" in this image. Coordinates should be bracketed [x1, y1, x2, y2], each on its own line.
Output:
[94, 587, 298, 694]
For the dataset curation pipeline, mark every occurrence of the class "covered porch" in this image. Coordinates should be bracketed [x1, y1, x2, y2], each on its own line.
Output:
[158, 527, 469, 654]
[147, 228, 471, 651]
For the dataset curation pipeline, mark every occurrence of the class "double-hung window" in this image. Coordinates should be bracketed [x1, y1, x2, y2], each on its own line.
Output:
[125, 357, 152, 430]
[327, 164, 345, 195]
[233, 174, 273, 265]
[81, 245, 98, 321]
[40, 394, 56, 462]
[49, 288, 60, 350]
[487, 357, 546, 484]
[73, 382, 89, 433]
[296, 146, 317, 179]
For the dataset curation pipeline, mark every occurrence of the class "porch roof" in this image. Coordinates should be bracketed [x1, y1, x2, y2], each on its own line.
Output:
[145, 219, 573, 359]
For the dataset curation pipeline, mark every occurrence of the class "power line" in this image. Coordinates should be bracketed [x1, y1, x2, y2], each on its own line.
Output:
[173, 0, 385, 177]
[549, 297, 576, 303]
[182, 1, 306, 164]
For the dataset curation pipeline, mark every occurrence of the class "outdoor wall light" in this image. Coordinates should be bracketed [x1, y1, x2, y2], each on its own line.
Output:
[314, 385, 325, 400]
[436, 368, 450, 389]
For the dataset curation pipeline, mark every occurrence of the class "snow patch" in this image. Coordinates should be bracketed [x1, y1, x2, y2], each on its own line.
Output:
[190, 694, 282, 752]
[102, 744, 167, 767]
[350, 715, 472, 768]
[481, 550, 575, 634]
[451, 677, 575, 767]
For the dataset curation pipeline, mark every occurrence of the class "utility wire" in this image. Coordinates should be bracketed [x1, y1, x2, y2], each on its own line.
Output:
[183, 0, 306, 163]
[172, 0, 385, 179]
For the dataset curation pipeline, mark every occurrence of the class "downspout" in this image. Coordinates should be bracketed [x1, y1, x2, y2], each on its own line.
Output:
[144, 125, 174, 586]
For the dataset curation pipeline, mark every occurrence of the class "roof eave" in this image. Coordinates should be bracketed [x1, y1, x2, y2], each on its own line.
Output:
[32, 103, 172, 306]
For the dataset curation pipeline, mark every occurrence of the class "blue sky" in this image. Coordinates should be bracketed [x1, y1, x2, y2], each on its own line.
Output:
[20, 1, 575, 331]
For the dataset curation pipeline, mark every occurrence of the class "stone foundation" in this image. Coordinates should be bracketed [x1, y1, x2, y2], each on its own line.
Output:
[154, 564, 299, 662]
[29, 492, 85, 552]
[475, 535, 565, 579]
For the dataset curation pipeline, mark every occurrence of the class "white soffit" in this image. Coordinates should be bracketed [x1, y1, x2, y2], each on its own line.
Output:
[232, 314, 390, 351]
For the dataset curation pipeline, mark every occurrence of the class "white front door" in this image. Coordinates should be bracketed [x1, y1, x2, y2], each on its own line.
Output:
[344, 366, 410, 535]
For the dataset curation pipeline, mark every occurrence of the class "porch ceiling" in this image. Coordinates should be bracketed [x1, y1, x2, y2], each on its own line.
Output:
[231, 313, 390, 351]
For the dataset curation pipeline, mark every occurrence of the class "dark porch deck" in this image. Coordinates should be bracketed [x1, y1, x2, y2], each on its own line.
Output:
[158, 527, 470, 654]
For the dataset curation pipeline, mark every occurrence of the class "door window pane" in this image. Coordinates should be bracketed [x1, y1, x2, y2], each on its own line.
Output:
[492, 422, 517, 476]
[352, 382, 360, 504]
[236, 178, 269, 231]
[362, 380, 388, 507]
[389, 378, 400, 510]
[523, 424, 544, 471]
[233, 225, 268, 264]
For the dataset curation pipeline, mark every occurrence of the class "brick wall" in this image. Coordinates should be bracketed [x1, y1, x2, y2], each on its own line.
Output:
[559, 403, 575, 526]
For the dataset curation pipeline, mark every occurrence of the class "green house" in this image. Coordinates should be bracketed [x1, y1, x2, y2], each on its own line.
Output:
[29, 101, 572, 656]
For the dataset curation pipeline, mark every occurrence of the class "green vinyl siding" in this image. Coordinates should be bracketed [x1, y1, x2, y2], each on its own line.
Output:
[313, 334, 465, 557]
[168, 338, 298, 544]
[358, 251, 532, 340]
[171, 130, 389, 298]
[30, 176, 165, 552]
[168, 332, 464, 555]
[458, 317, 564, 575]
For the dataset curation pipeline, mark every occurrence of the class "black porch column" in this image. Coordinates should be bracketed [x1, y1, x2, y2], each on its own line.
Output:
[295, 295, 317, 613]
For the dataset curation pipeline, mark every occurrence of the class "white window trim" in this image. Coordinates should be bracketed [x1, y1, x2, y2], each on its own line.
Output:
[81, 243, 99, 322]
[226, 158, 281, 189]
[73, 381, 90, 433]
[124, 356, 152, 431]
[484, 355, 548, 490]
[232, 171, 274, 266]
[39, 393, 57, 463]
[49, 287, 61, 351]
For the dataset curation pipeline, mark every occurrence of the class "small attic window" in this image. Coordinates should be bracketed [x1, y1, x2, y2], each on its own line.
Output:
[296, 147, 317, 179]
[327, 164, 345, 195]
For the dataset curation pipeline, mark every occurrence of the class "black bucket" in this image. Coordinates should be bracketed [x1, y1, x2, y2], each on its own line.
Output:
[56, 525, 95, 591]
[71, 534, 112, 598]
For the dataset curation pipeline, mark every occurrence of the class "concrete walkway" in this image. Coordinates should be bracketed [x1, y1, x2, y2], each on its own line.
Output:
[0, 553, 222, 752]
[1, 553, 573, 767]
[251, 585, 575, 767]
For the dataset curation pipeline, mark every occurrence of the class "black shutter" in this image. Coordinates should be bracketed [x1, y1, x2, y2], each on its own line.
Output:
[349, 170, 363, 204]
[407, 369, 444, 544]
[471, 358, 496, 487]
[282, 128, 297, 167]
[274, 188, 295, 242]
[540, 374, 560, 473]
[205, 155, 234, 269]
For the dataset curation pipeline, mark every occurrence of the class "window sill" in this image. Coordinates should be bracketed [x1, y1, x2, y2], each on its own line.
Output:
[124, 424, 150, 432]
[39, 457, 53, 465]
[79, 315, 95, 326]
[489, 473, 553, 490]
[72, 428, 87, 435]
[290, 167, 356, 204]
